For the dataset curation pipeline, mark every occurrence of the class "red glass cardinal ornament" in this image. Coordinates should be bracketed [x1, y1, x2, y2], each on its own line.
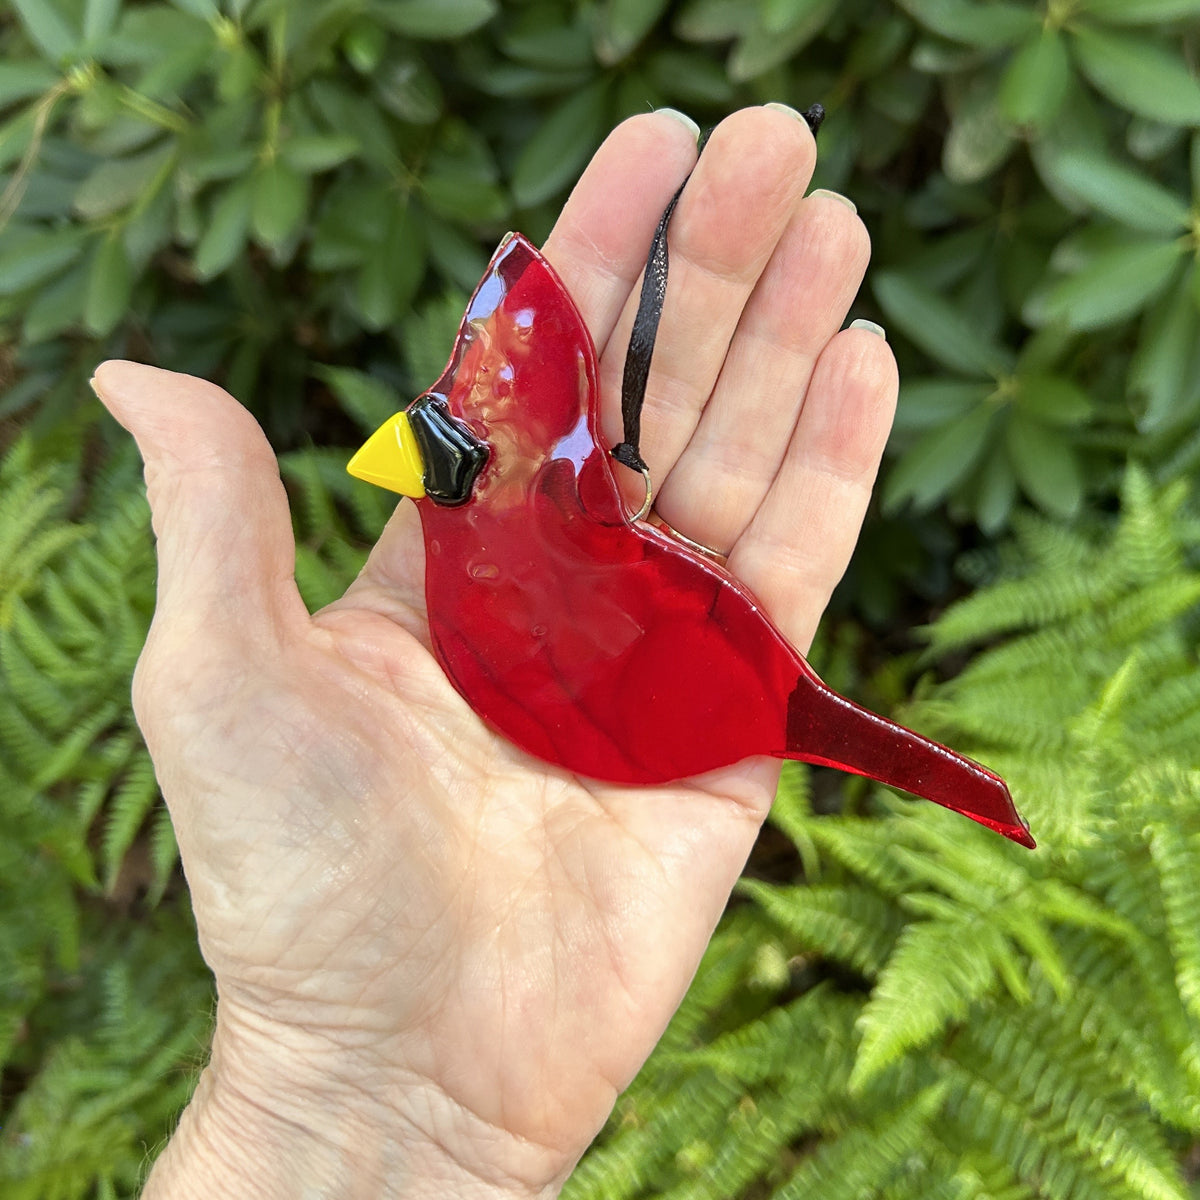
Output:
[348, 233, 1034, 849]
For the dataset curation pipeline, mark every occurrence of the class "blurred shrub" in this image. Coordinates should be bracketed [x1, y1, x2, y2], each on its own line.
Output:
[0, 0, 1196, 533]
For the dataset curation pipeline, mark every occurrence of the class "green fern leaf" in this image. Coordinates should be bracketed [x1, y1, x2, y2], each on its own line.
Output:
[742, 880, 901, 979]
[101, 756, 162, 894]
[774, 1082, 948, 1200]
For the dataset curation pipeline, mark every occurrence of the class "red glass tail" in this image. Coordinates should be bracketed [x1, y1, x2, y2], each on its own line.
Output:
[785, 675, 1035, 848]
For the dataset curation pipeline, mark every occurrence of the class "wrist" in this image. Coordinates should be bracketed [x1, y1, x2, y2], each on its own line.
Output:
[141, 1010, 563, 1200]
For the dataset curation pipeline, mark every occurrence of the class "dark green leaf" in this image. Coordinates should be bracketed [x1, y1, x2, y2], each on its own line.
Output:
[1130, 273, 1200, 431]
[315, 367, 401, 434]
[124, 181, 174, 266]
[1040, 148, 1190, 234]
[894, 0, 1034, 49]
[873, 272, 1013, 377]
[893, 380, 990, 433]
[307, 81, 397, 167]
[1006, 414, 1083, 518]
[353, 206, 424, 331]
[500, 20, 594, 69]
[374, 57, 443, 125]
[1071, 27, 1200, 126]
[1014, 374, 1094, 427]
[374, 0, 497, 40]
[74, 142, 175, 220]
[425, 217, 489, 291]
[728, 0, 837, 82]
[470, 61, 593, 100]
[1034, 238, 1183, 330]
[1077, 0, 1200, 23]
[187, 144, 257, 187]
[342, 18, 387, 73]
[673, 0, 755, 42]
[511, 81, 607, 209]
[0, 226, 86, 294]
[136, 38, 213, 103]
[105, 6, 209, 64]
[421, 175, 508, 224]
[84, 232, 133, 336]
[280, 134, 360, 174]
[883, 405, 997, 512]
[216, 42, 261, 102]
[595, 0, 669, 64]
[999, 28, 1071, 127]
[12, 0, 79, 62]
[646, 49, 735, 107]
[309, 179, 389, 271]
[22, 260, 86, 342]
[975, 448, 1016, 533]
[194, 178, 252, 279]
[169, 0, 220, 17]
[943, 76, 1016, 183]
[0, 63, 59, 109]
[251, 159, 308, 250]
[84, 0, 122, 43]
[763, 0, 816, 31]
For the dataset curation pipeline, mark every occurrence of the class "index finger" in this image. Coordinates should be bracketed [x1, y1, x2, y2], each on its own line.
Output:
[542, 110, 700, 359]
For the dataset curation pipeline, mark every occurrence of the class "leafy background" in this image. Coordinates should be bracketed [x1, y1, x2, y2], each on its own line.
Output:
[1, 0, 1199, 1195]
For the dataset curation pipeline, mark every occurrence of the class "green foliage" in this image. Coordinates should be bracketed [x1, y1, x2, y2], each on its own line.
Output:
[0, 916, 212, 1200]
[0, 0, 1195, 547]
[0, 428, 214, 1197]
[567, 470, 1200, 1198]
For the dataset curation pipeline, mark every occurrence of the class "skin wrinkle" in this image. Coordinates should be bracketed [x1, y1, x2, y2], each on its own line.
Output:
[387, 1067, 564, 1194]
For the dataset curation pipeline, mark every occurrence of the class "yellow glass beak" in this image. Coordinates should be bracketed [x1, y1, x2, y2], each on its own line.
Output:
[346, 411, 427, 498]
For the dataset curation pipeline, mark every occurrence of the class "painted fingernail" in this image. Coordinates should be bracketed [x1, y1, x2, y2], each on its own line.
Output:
[849, 318, 886, 340]
[654, 108, 700, 141]
[810, 188, 857, 214]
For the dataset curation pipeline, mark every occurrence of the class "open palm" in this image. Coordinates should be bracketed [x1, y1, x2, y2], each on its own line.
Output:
[96, 106, 896, 1198]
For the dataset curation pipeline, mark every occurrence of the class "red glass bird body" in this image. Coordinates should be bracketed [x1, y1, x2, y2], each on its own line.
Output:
[349, 234, 1034, 848]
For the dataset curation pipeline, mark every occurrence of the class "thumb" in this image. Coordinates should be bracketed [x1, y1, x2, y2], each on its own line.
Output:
[91, 360, 305, 640]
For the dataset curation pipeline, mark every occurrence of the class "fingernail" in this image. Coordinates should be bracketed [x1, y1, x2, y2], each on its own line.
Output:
[810, 188, 857, 214]
[764, 101, 803, 122]
[849, 318, 886, 340]
[654, 108, 700, 141]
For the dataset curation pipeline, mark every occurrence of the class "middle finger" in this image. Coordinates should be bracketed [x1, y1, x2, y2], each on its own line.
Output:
[655, 190, 870, 555]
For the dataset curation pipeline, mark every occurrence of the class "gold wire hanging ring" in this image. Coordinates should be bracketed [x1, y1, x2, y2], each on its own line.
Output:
[646, 510, 730, 566]
[626, 466, 728, 565]
[632, 465, 654, 522]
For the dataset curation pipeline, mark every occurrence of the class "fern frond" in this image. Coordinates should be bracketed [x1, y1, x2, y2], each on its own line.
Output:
[668, 986, 858, 1090]
[1145, 819, 1200, 1025]
[774, 1082, 947, 1200]
[742, 880, 901, 979]
[851, 911, 1020, 1087]
[948, 1007, 1189, 1200]
[801, 818, 917, 897]
[101, 755, 161, 894]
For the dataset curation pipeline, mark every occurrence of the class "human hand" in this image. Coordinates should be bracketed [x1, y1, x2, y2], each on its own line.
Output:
[94, 105, 895, 1199]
